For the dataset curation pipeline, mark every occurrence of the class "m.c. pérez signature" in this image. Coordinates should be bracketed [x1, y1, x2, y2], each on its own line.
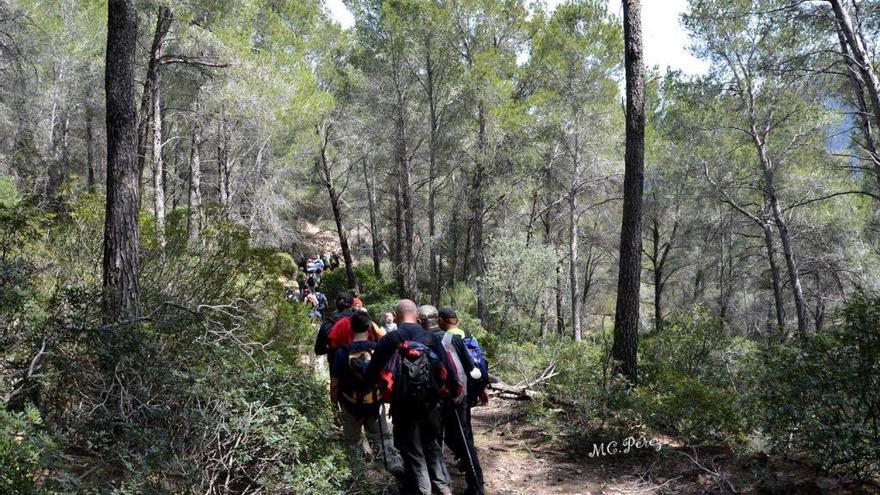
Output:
[588, 436, 662, 457]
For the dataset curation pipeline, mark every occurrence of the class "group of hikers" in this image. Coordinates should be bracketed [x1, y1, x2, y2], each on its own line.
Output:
[314, 292, 490, 495]
[283, 252, 343, 321]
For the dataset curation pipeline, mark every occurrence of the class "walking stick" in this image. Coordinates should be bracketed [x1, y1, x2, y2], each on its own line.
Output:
[453, 406, 482, 494]
[377, 401, 389, 471]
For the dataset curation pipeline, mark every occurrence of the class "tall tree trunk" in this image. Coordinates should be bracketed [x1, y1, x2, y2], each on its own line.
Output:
[391, 47, 417, 300]
[569, 136, 582, 341]
[753, 132, 807, 337]
[424, 34, 442, 305]
[187, 121, 202, 248]
[447, 174, 460, 290]
[217, 118, 230, 212]
[829, 0, 880, 154]
[555, 237, 565, 338]
[102, 0, 140, 324]
[394, 180, 405, 295]
[86, 103, 96, 193]
[317, 126, 357, 290]
[612, 0, 645, 385]
[362, 156, 382, 279]
[651, 218, 662, 333]
[761, 219, 786, 334]
[152, 55, 166, 248]
[836, 24, 880, 192]
[137, 6, 173, 202]
[474, 101, 490, 328]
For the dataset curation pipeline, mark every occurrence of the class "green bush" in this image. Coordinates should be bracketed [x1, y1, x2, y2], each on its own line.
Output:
[760, 294, 880, 477]
[0, 407, 56, 495]
[635, 311, 756, 444]
[0, 199, 365, 494]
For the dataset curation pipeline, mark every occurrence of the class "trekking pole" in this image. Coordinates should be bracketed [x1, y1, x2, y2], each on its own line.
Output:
[453, 407, 481, 494]
[377, 402, 389, 471]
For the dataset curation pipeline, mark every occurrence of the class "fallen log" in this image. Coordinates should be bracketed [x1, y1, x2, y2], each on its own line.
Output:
[488, 379, 544, 400]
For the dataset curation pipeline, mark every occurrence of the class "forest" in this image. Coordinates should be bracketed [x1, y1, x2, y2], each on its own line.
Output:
[1, 0, 880, 493]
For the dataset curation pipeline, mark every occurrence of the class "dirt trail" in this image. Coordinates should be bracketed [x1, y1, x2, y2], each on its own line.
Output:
[453, 398, 880, 495]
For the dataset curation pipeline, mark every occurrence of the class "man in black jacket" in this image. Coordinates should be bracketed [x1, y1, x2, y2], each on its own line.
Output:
[365, 299, 453, 495]
[314, 291, 355, 369]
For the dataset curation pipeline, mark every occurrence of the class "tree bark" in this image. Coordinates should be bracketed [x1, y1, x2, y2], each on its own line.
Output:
[612, 0, 645, 385]
[187, 121, 203, 248]
[317, 125, 358, 290]
[569, 135, 582, 341]
[761, 219, 786, 334]
[425, 35, 441, 306]
[394, 178, 405, 295]
[86, 102, 96, 193]
[836, 22, 880, 192]
[102, 0, 140, 325]
[391, 45, 417, 300]
[152, 42, 167, 248]
[447, 173, 460, 290]
[217, 117, 230, 211]
[137, 6, 173, 202]
[829, 0, 880, 162]
[474, 101, 490, 328]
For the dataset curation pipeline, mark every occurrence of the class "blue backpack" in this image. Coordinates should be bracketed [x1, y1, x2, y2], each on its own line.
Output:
[463, 335, 489, 401]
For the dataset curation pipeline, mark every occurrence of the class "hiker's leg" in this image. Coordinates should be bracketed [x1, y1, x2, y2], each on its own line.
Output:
[456, 404, 484, 492]
[441, 404, 466, 461]
[422, 407, 452, 494]
[393, 418, 431, 495]
[340, 407, 365, 458]
[364, 410, 403, 473]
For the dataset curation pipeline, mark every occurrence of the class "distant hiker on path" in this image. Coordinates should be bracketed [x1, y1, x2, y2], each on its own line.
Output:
[314, 292, 357, 369]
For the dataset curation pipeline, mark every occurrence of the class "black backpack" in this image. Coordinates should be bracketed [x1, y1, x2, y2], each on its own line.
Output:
[340, 346, 379, 412]
[392, 341, 446, 417]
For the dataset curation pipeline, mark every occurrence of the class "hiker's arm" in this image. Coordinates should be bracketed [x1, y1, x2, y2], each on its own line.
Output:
[329, 349, 345, 403]
[314, 322, 330, 355]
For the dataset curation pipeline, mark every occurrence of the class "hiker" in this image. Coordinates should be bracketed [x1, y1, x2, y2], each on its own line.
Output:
[330, 252, 341, 270]
[382, 312, 397, 333]
[365, 299, 457, 495]
[314, 292, 357, 369]
[305, 287, 327, 322]
[330, 311, 404, 475]
[421, 305, 486, 495]
[327, 305, 385, 353]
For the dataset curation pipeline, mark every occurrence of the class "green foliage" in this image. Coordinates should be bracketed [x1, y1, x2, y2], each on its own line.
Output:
[0, 406, 56, 495]
[760, 294, 880, 477]
[0, 202, 363, 493]
[481, 235, 555, 337]
[634, 311, 756, 444]
[0, 174, 20, 206]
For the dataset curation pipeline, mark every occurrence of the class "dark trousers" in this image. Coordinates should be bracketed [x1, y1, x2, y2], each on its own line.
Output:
[393, 405, 451, 495]
[443, 403, 484, 494]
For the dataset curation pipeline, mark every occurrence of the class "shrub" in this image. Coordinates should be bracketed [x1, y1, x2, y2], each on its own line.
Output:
[635, 310, 756, 444]
[760, 294, 880, 477]
[0, 407, 56, 495]
[1, 200, 364, 494]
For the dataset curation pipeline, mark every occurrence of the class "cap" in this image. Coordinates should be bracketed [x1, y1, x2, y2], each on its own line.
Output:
[438, 307, 457, 320]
